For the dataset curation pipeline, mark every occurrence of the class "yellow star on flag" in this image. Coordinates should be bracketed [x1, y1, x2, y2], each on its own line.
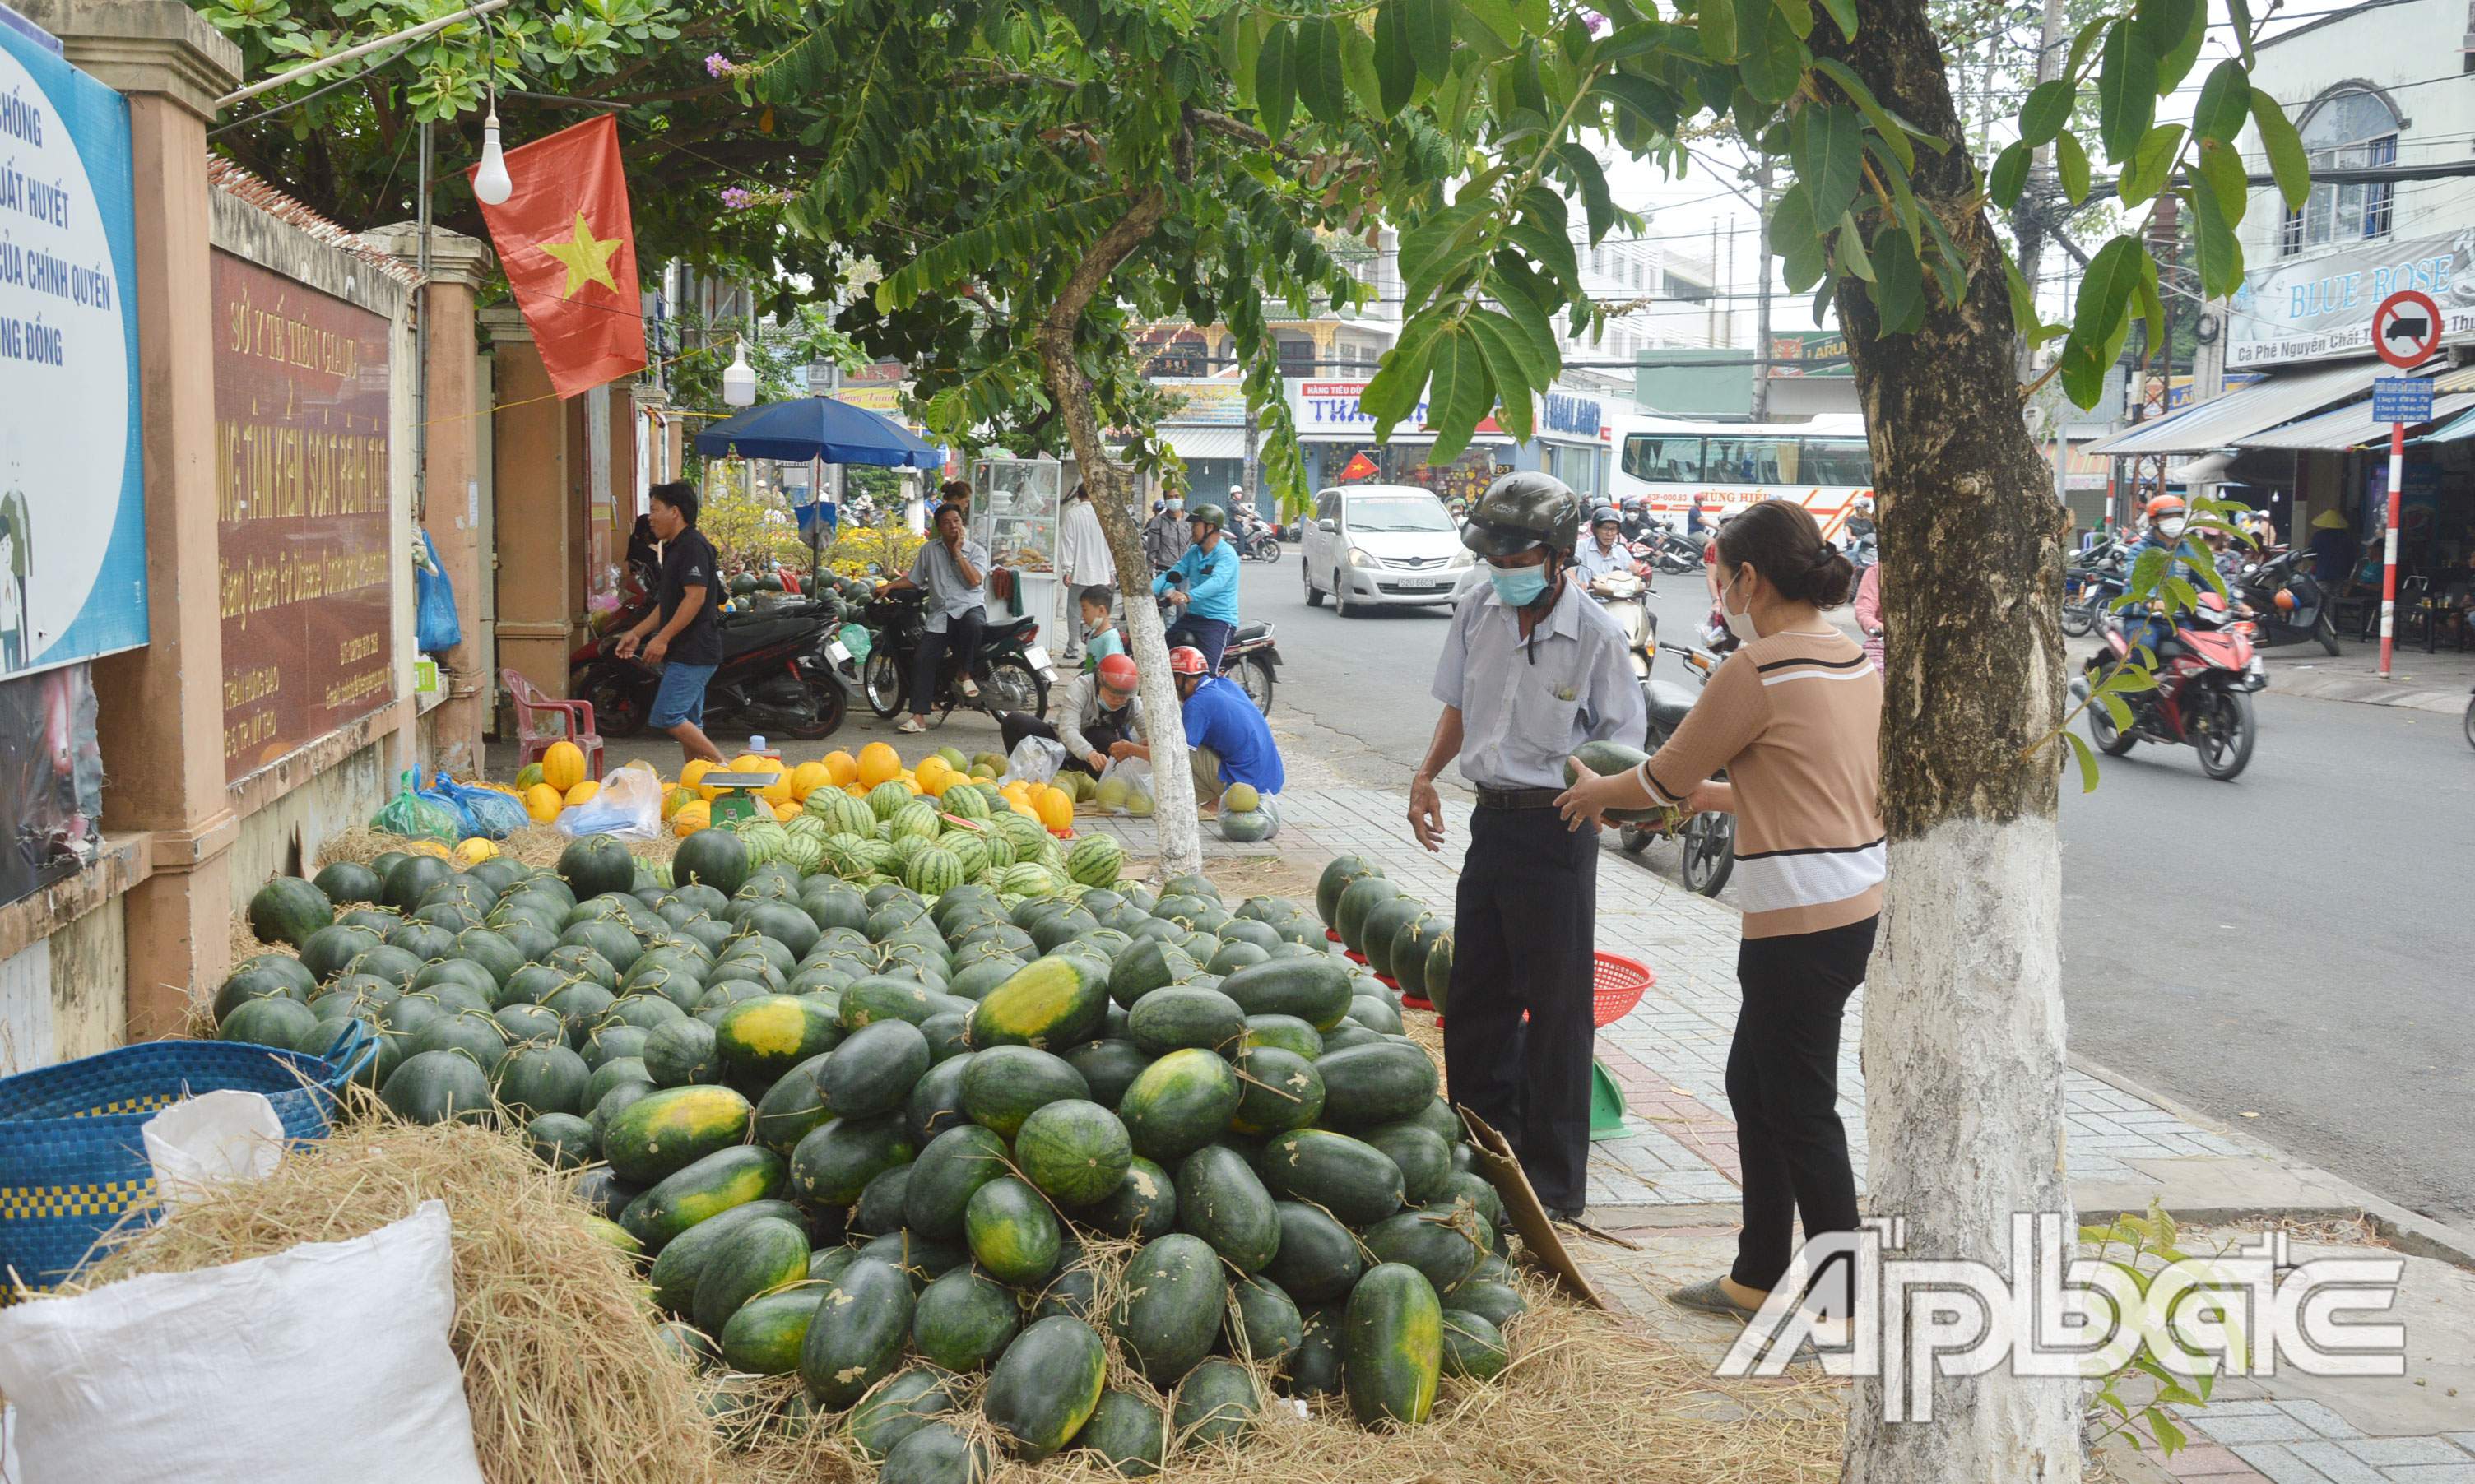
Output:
[536, 210, 623, 298]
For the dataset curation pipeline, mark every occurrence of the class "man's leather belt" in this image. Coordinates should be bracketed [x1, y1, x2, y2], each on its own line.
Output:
[1474, 786, 1563, 810]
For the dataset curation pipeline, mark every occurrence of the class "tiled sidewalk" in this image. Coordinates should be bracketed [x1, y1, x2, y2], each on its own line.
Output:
[2156, 1401, 2475, 1484]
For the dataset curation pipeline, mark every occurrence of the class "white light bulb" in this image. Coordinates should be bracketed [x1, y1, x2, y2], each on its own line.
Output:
[472, 112, 513, 206]
[722, 337, 758, 407]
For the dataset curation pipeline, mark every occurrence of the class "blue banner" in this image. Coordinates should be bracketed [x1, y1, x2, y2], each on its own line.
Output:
[0, 20, 143, 677]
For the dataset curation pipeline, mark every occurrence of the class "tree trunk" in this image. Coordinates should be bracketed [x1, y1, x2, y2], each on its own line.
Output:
[1032, 185, 1205, 881]
[1818, 0, 2080, 1476]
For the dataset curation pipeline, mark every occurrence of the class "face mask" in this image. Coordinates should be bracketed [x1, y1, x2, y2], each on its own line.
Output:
[1720, 567, 1762, 644]
[2157, 517, 2187, 539]
[1488, 561, 1550, 607]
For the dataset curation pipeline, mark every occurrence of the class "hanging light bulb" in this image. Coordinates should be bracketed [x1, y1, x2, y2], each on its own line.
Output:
[722, 336, 758, 406]
[472, 109, 513, 205]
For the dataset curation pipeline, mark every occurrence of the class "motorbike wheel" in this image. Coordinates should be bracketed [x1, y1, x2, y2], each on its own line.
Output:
[2085, 670, 2138, 756]
[2316, 611, 2341, 657]
[2193, 684, 2254, 781]
[2060, 598, 2096, 638]
[784, 677, 847, 740]
[1251, 536, 1283, 564]
[1233, 654, 1275, 715]
[1618, 823, 1651, 856]
[861, 651, 907, 719]
[980, 657, 1047, 719]
[1303, 560, 1324, 608]
[578, 671, 651, 739]
[1679, 811, 1735, 896]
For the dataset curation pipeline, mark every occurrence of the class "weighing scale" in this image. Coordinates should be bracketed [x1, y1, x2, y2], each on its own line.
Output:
[697, 772, 780, 828]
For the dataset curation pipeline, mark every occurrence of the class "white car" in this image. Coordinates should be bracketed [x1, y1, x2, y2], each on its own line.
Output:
[1300, 485, 1481, 615]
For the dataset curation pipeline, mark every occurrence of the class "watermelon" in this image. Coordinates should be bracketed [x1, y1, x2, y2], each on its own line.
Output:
[905, 1053, 977, 1146]
[799, 1256, 915, 1407]
[1109, 1233, 1225, 1385]
[379, 1048, 494, 1125]
[847, 1368, 954, 1459]
[218, 995, 323, 1053]
[692, 1214, 810, 1334]
[789, 1112, 917, 1206]
[1012, 1099, 1132, 1207]
[959, 1045, 1089, 1139]
[312, 860, 383, 907]
[1264, 1202, 1364, 1304]
[940, 786, 990, 822]
[1217, 957, 1353, 1030]
[854, 1164, 913, 1237]
[601, 1083, 754, 1185]
[1313, 1041, 1442, 1130]
[866, 781, 913, 820]
[299, 924, 382, 983]
[1063, 1038, 1154, 1111]
[1172, 1144, 1280, 1273]
[1442, 1278, 1527, 1331]
[818, 1018, 931, 1117]
[620, 1145, 787, 1250]
[1344, 1263, 1443, 1426]
[1065, 835, 1124, 888]
[642, 1017, 720, 1087]
[902, 1123, 1012, 1241]
[557, 835, 637, 899]
[1359, 897, 1428, 980]
[1316, 856, 1381, 928]
[805, 787, 874, 837]
[982, 1316, 1107, 1460]
[382, 855, 454, 915]
[1117, 1048, 1241, 1164]
[840, 976, 938, 1030]
[1228, 1046, 1326, 1138]
[524, 1111, 595, 1167]
[964, 1176, 1061, 1285]
[889, 800, 940, 842]
[1335, 875, 1405, 954]
[1073, 1389, 1167, 1477]
[1289, 1305, 1346, 1397]
[1364, 1205, 1484, 1294]
[1126, 985, 1246, 1056]
[1084, 1155, 1177, 1240]
[1172, 1356, 1259, 1451]
[244, 876, 334, 948]
[1359, 1121, 1453, 1205]
[646, 1199, 803, 1310]
[904, 846, 964, 896]
[714, 995, 840, 1081]
[720, 1288, 825, 1375]
[1228, 1273, 1303, 1368]
[912, 1264, 1020, 1370]
[1441, 1309, 1510, 1380]
[492, 1042, 590, 1118]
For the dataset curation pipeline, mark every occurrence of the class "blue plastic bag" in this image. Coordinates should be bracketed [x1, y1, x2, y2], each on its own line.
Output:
[370, 769, 461, 842]
[412, 775, 480, 840]
[415, 531, 462, 654]
[430, 773, 528, 840]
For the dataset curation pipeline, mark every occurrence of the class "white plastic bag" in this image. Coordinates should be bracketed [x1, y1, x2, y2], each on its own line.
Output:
[0, 1200, 483, 1484]
[555, 761, 664, 841]
[1094, 755, 1155, 814]
[143, 1090, 286, 1213]
[1003, 733, 1066, 788]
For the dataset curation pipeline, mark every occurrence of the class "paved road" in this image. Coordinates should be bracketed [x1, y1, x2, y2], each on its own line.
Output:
[1242, 556, 2475, 1228]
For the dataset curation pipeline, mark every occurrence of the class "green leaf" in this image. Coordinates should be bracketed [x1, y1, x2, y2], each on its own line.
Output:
[2250, 88, 2310, 211]
[1594, 71, 1680, 134]
[1341, 16, 1386, 118]
[1460, 0, 1525, 48]
[1867, 138, 1922, 248]
[2194, 137, 2247, 222]
[1398, 201, 1491, 311]
[1808, 58, 1911, 172]
[1257, 22, 1298, 137]
[1556, 141, 1618, 244]
[1989, 141, 2032, 212]
[2065, 13, 2110, 83]
[2057, 129, 2091, 205]
[1918, 205, 1968, 308]
[2119, 123, 2185, 207]
[1768, 0, 1813, 41]
[1792, 103, 1864, 233]
[1809, 275, 1836, 330]
[1489, 252, 1564, 372]
[2064, 730, 2101, 793]
[2193, 59, 2249, 145]
[1834, 211, 1874, 282]
[2097, 20, 2158, 163]
[1407, 0, 1456, 81]
[2061, 234, 2144, 406]
[1363, 313, 1445, 432]
[2152, 0, 2207, 95]
[1697, 0, 1736, 62]
[1771, 181, 1827, 292]
[2148, 1413, 2188, 1456]
[1590, 19, 1674, 67]
[1869, 224, 1923, 334]
[2019, 79, 2074, 148]
[1228, 9, 1259, 101]
[2189, 183, 2243, 301]
[2228, 0, 2254, 63]
[1464, 313, 1539, 441]
[1815, 0, 1855, 40]
[2134, 248, 2166, 350]
[1425, 326, 1493, 463]
[1297, 16, 1350, 128]
[1375, 0, 1419, 116]
[1736, 0, 1809, 104]
[1466, 305, 1550, 393]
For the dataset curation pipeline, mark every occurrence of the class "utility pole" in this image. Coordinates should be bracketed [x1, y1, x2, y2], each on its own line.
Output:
[2014, 0, 2069, 377]
[1749, 159, 1773, 421]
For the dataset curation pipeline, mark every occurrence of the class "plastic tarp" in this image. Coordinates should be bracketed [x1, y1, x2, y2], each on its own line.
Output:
[2081, 361, 2389, 457]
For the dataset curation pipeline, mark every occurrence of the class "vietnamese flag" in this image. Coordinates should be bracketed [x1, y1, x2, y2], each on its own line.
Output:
[469, 114, 647, 398]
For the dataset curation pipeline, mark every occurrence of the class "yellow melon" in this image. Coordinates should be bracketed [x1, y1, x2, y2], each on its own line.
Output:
[1035, 787, 1074, 832]
[662, 785, 697, 820]
[773, 799, 801, 822]
[680, 758, 716, 791]
[789, 761, 830, 800]
[857, 743, 902, 787]
[673, 800, 711, 835]
[455, 837, 497, 864]
[823, 750, 858, 786]
[523, 784, 564, 823]
[540, 740, 587, 793]
[564, 780, 601, 806]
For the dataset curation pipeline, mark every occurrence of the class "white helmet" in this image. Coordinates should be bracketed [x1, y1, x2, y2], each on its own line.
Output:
[1228, 485, 1245, 497]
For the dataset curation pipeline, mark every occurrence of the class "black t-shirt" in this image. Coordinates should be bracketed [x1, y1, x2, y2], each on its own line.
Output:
[656, 526, 725, 666]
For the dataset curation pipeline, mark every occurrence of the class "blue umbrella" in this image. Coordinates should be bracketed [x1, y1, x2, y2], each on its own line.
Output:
[692, 394, 942, 466]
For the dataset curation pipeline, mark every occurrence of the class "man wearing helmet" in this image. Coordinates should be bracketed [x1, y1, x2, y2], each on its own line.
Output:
[1152, 501, 1242, 675]
[2123, 494, 2217, 651]
[1409, 472, 1647, 1223]
[1113, 642, 1284, 828]
[1573, 506, 1641, 592]
[995, 651, 1145, 779]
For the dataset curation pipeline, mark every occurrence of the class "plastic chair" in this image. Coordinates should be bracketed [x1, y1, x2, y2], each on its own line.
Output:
[501, 668, 604, 781]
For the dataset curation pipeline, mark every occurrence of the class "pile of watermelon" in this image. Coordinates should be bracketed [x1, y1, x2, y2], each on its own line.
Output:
[218, 835, 1513, 1479]
[757, 771, 1094, 894]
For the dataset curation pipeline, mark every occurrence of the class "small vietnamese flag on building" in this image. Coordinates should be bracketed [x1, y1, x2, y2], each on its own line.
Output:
[468, 114, 647, 399]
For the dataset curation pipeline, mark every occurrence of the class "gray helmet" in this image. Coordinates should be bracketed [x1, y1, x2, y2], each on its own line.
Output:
[1462, 472, 1582, 557]
[1187, 502, 1227, 532]
[1591, 506, 1621, 528]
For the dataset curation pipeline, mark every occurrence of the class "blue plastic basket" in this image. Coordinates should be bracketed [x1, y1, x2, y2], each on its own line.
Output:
[0, 1024, 374, 1290]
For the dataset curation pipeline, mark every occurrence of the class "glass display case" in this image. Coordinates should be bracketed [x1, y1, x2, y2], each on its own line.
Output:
[972, 458, 1068, 669]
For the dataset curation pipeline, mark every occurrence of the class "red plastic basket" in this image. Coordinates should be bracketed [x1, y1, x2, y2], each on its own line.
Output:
[1592, 952, 1652, 1028]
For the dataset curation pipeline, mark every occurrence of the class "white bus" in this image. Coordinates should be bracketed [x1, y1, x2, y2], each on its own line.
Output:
[1609, 413, 1875, 537]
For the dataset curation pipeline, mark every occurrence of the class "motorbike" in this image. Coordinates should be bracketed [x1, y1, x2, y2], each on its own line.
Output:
[2073, 593, 2265, 781]
[1153, 591, 1282, 714]
[2233, 546, 2342, 656]
[1587, 568, 1655, 680]
[571, 598, 851, 741]
[1640, 517, 1706, 576]
[1234, 513, 1284, 563]
[1616, 639, 1736, 895]
[2061, 540, 2129, 638]
[856, 588, 1056, 722]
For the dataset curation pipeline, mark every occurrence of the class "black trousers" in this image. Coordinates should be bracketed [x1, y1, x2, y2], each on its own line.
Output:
[911, 605, 987, 715]
[1727, 915, 1879, 1306]
[1445, 805, 1599, 1211]
[996, 711, 1127, 777]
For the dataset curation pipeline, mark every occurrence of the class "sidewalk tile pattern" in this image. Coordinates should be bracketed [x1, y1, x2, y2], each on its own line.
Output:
[2166, 1403, 2475, 1484]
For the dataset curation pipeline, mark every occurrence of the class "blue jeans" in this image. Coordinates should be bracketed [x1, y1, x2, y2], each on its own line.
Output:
[1164, 614, 1233, 675]
[648, 661, 717, 729]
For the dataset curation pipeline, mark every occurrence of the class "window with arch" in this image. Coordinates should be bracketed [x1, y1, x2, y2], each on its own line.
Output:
[2279, 88, 2399, 256]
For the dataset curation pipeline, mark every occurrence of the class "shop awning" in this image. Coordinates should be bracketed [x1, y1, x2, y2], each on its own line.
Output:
[1159, 424, 1247, 461]
[2234, 391, 2475, 450]
[2080, 360, 2388, 457]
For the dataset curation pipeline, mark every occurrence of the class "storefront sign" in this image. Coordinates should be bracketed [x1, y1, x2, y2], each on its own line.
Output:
[1153, 378, 1250, 425]
[0, 26, 143, 679]
[833, 385, 902, 413]
[1293, 379, 1418, 433]
[2227, 230, 2475, 367]
[1541, 389, 1601, 439]
[213, 252, 394, 783]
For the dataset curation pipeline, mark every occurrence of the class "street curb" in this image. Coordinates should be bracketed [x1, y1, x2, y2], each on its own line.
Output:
[2262, 668, 2466, 715]
[2066, 1052, 2475, 1272]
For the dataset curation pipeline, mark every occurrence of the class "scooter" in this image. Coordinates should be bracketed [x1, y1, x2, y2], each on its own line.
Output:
[1641, 518, 1706, 576]
[1151, 591, 1282, 715]
[857, 588, 1056, 722]
[2062, 540, 2129, 638]
[2073, 593, 2265, 781]
[2233, 546, 2343, 656]
[1615, 639, 1736, 896]
[1234, 513, 1283, 563]
[570, 599, 851, 740]
[1588, 568, 1655, 680]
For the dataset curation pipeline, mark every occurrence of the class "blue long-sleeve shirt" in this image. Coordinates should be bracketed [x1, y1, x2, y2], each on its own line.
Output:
[1153, 537, 1240, 624]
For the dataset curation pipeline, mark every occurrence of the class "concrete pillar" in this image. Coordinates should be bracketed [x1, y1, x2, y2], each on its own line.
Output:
[367, 223, 494, 772]
[484, 306, 577, 704]
[30, 0, 243, 1036]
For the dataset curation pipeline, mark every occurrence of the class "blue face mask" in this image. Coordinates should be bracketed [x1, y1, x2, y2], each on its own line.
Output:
[1488, 562, 1550, 607]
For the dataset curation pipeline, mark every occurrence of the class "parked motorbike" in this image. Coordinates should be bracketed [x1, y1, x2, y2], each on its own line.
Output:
[2073, 594, 2264, 781]
[1641, 517, 1706, 576]
[571, 599, 851, 741]
[2233, 546, 2342, 656]
[1152, 591, 1282, 714]
[857, 588, 1056, 722]
[1614, 640, 1736, 896]
[1234, 513, 1284, 563]
[2061, 540, 2129, 638]
[1588, 568, 1655, 680]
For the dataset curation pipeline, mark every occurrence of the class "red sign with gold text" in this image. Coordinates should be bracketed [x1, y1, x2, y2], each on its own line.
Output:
[214, 252, 395, 783]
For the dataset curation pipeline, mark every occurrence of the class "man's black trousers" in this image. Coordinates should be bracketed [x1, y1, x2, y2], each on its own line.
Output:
[1445, 804, 1598, 1212]
[912, 605, 987, 715]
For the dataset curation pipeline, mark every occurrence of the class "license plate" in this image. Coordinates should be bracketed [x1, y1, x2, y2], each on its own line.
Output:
[825, 639, 851, 664]
[1024, 645, 1052, 670]
[1396, 577, 1442, 590]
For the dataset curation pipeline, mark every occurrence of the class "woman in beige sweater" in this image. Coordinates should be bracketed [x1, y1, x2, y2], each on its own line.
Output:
[1558, 498, 1882, 1331]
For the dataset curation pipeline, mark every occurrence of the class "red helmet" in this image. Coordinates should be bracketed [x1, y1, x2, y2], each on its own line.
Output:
[1167, 646, 1208, 676]
[2273, 587, 2298, 613]
[1095, 653, 1138, 691]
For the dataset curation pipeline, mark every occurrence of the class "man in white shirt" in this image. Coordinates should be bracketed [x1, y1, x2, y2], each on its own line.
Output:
[1056, 485, 1114, 661]
[1573, 507, 1641, 592]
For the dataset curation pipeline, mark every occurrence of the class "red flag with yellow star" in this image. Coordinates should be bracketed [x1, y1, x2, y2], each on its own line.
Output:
[469, 114, 645, 398]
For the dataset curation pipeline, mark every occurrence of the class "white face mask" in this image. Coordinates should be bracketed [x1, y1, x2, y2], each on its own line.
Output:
[1720, 566, 1762, 644]
[2157, 517, 2187, 539]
